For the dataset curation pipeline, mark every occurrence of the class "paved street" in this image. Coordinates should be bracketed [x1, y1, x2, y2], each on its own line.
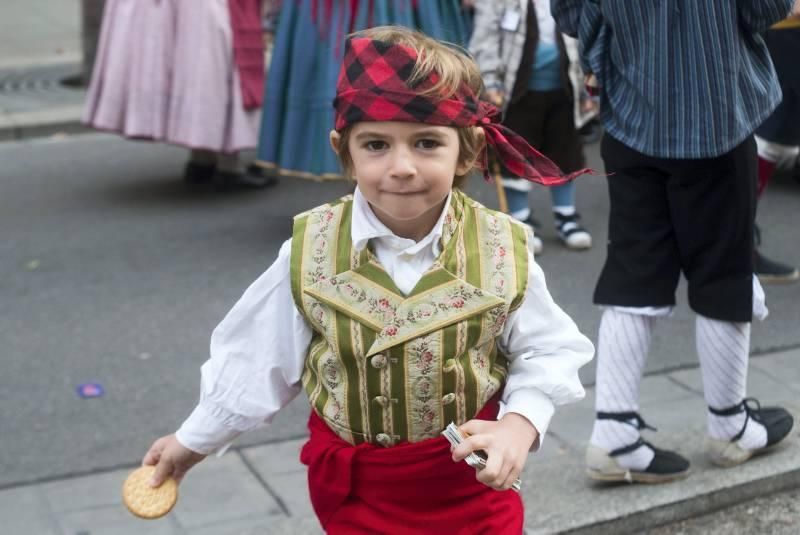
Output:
[2, 131, 799, 492]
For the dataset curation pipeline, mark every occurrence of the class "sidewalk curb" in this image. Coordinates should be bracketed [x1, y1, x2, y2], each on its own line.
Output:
[563, 464, 800, 534]
[0, 108, 86, 142]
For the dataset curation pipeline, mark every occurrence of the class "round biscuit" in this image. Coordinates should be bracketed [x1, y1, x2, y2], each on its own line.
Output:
[122, 465, 178, 519]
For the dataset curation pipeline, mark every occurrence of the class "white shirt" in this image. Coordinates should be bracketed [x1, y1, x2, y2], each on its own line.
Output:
[176, 189, 594, 455]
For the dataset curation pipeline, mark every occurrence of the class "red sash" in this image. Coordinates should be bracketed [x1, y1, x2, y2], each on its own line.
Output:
[300, 395, 523, 534]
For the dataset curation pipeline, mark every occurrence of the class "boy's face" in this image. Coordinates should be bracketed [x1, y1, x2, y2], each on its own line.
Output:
[334, 121, 469, 240]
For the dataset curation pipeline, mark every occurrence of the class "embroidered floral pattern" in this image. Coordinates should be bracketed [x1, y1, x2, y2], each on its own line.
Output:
[484, 215, 512, 297]
[304, 206, 342, 288]
[367, 280, 504, 356]
[406, 334, 443, 441]
[296, 192, 527, 445]
[318, 351, 348, 428]
[469, 346, 503, 409]
[305, 272, 402, 332]
[298, 201, 353, 440]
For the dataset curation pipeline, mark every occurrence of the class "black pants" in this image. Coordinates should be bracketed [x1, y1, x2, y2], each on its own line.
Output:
[501, 89, 584, 175]
[594, 134, 757, 322]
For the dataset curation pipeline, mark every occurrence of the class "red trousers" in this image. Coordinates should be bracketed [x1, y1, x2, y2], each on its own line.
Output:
[300, 397, 524, 534]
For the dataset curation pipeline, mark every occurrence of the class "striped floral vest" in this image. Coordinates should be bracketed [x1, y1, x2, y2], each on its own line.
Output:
[290, 189, 530, 446]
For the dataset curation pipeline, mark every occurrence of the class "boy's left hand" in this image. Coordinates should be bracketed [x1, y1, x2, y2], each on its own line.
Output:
[451, 413, 539, 491]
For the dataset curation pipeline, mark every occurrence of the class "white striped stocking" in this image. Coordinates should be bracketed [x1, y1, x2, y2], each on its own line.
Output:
[589, 309, 655, 470]
[696, 315, 766, 449]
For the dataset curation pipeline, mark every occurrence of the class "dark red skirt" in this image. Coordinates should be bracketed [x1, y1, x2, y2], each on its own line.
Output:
[300, 396, 524, 534]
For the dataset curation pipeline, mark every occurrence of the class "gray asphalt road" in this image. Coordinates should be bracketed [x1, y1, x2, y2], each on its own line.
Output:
[646, 487, 800, 535]
[2, 133, 799, 488]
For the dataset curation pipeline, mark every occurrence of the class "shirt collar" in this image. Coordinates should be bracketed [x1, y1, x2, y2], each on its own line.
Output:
[351, 187, 451, 257]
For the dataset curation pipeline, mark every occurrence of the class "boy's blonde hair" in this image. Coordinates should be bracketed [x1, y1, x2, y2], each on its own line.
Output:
[334, 26, 486, 187]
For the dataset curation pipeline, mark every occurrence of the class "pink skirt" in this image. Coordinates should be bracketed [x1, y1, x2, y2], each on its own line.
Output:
[83, 0, 260, 153]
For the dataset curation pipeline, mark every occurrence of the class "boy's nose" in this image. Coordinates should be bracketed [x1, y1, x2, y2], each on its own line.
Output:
[388, 149, 417, 179]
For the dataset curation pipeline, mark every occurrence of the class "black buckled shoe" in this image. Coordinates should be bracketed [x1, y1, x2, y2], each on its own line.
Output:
[183, 161, 216, 184]
[706, 398, 794, 467]
[586, 412, 691, 484]
[214, 167, 279, 190]
[754, 249, 799, 284]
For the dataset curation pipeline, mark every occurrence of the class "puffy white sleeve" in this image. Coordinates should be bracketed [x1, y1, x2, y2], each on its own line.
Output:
[496, 253, 594, 448]
[175, 239, 312, 455]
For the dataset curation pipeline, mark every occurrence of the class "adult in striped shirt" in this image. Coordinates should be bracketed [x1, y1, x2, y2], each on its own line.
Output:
[552, 0, 797, 484]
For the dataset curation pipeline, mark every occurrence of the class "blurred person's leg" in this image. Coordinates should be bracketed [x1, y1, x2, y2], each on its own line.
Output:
[502, 92, 547, 253]
[541, 89, 592, 250]
[753, 135, 800, 282]
[588, 135, 689, 483]
[668, 135, 793, 466]
[589, 308, 658, 474]
[216, 152, 277, 189]
[184, 149, 217, 184]
[550, 181, 591, 250]
[169, 0, 265, 183]
[752, 28, 800, 282]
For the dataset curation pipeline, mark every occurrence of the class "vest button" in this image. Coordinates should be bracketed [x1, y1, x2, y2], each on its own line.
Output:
[443, 359, 456, 372]
[375, 433, 393, 446]
[373, 395, 389, 407]
[370, 354, 388, 369]
[442, 393, 456, 405]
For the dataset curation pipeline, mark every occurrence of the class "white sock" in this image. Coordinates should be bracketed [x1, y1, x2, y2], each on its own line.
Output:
[189, 149, 216, 166]
[510, 207, 531, 221]
[696, 315, 767, 450]
[552, 205, 576, 217]
[590, 309, 656, 470]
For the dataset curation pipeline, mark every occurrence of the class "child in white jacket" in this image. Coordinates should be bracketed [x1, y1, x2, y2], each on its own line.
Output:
[469, 0, 592, 253]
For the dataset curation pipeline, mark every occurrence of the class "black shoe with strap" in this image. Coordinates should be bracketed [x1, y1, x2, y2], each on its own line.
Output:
[586, 411, 691, 484]
[753, 224, 799, 284]
[706, 398, 794, 467]
[754, 249, 799, 284]
[214, 168, 279, 190]
[183, 161, 216, 184]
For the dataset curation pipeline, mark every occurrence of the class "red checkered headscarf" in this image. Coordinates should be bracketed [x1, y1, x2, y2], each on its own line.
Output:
[333, 36, 592, 185]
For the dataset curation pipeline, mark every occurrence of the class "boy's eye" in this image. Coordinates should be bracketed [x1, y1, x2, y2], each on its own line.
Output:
[417, 139, 441, 150]
[365, 140, 388, 151]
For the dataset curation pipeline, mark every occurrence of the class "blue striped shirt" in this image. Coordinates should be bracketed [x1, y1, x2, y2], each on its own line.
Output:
[551, 0, 793, 158]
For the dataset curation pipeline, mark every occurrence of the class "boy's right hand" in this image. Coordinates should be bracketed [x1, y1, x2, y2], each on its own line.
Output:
[142, 434, 206, 488]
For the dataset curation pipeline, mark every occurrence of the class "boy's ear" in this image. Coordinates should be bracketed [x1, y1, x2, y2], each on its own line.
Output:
[329, 130, 341, 154]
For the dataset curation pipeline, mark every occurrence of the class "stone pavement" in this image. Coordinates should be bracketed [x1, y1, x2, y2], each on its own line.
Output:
[3, 347, 798, 534]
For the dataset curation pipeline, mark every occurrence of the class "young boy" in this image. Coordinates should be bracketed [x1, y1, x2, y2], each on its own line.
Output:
[141, 26, 593, 533]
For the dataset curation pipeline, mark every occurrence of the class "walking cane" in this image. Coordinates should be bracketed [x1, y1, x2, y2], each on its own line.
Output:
[492, 161, 508, 214]
[486, 90, 509, 214]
